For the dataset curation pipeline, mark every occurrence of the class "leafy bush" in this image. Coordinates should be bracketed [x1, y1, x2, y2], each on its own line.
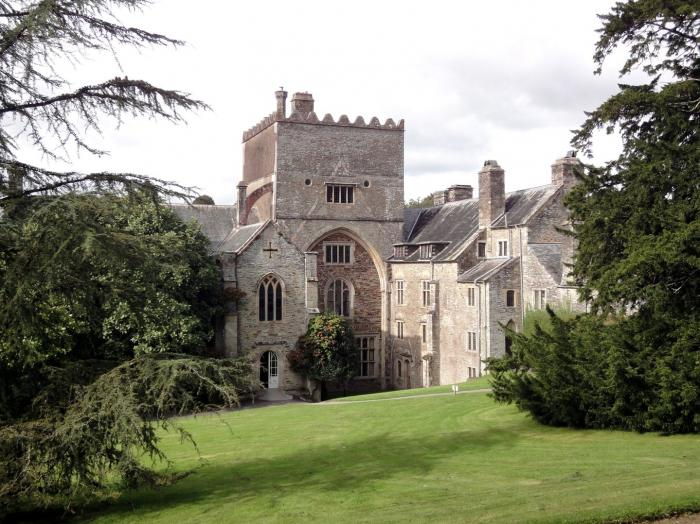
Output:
[489, 308, 700, 433]
[288, 314, 357, 399]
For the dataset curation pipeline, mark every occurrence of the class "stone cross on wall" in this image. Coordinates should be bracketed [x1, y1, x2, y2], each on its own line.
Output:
[263, 241, 278, 258]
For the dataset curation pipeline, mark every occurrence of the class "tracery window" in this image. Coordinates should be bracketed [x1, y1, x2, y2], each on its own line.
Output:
[326, 278, 352, 317]
[258, 274, 283, 321]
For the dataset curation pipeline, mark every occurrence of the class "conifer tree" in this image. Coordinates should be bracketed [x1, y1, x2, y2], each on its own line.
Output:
[490, 0, 700, 433]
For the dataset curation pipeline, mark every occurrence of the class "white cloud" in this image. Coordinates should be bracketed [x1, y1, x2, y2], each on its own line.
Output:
[13, 0, 632, 203]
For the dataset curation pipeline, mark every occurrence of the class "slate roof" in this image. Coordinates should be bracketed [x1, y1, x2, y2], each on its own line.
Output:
[491, 185, 557, 227]
[395, 184, 559, 262]
[170, 204, 237, 251]
[457, 257, 518, 283]
[529, 243, 562, 283]
[219, 222, 268, 253]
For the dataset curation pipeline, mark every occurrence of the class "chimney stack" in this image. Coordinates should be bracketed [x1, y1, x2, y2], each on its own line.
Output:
[447, 184, 473, 202]
[275, 88, 287, 119]
[237, 182, 248, 226]
[433, 184, 474, 206]
[479, 160, 505, 229]
[551, 150, 582, 189]
[433, 190, 447, 206]
[290, 92, 314, 117]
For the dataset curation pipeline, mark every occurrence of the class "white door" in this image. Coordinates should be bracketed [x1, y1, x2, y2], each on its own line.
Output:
[267, 351, 279, 389]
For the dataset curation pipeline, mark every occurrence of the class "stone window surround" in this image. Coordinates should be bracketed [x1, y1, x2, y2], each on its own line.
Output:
[356, 334, 377, 378]
[421, 280, 431, 307]
[466, 331, 477, 352]
[533, 289, 547, 309]
[325, 183, 355, 204]
[506, 289, 517, 308]
[323, 241, 354, 265]
[467, 286, 476, 307]
[325, 278, 354, 318]
[396, 320, 404, 339]
[258, 273, 284, 322]
[396, 279, 405, 305]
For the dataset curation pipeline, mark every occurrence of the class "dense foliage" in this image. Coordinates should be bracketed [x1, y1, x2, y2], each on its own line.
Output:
[0, 354, 251, 513]
[489, 0, 700, 433]
[0, 195, 254, 514]
[405, 194, 434, 208]
[288, 314, 358, 399]
[0, 194, 222, 370]
[0, 1, 252, 516]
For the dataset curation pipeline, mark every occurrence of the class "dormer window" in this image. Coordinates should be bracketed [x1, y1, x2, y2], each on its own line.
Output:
[393, 245, 407, 258]
[419, 244, 435, 260]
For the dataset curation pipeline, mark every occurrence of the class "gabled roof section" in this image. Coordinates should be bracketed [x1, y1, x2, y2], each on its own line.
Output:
[491, 185, 558, 227]
[457, 257, 518, 283]
[170, 204, 238, 251]
[219, 221, 268, 254]
[401, 199, 480, 261]
[529, 243, 562, 283]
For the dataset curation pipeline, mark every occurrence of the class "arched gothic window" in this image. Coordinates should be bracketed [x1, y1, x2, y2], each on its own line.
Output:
[326, 278, 351, 317]
[258, 275, 283, 321]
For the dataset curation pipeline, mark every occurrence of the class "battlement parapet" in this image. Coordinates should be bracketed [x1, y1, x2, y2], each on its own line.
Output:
[242, 111, 404, 142]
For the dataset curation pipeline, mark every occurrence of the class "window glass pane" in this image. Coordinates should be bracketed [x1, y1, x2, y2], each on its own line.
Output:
[327, 186, 332, 202]
[348, 186, 354, 203]
[334, 185, 340, 202]
[275, 283, 282, 320]
[259, 284, 265, 321]
[267, 283, 274, 320]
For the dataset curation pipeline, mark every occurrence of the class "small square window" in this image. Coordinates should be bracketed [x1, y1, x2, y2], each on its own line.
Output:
[498, 240, 508, 257]
[477, 242, 486, 258]
[324, 243, 352, 264]
[326, 184, 354, 204]
[506, 289, 516, 307]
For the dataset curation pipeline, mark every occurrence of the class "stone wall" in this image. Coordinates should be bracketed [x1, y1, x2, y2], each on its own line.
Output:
[242, 124, 277, 184]
[234, 223, 308, 394]
[275, 121, 404, 224]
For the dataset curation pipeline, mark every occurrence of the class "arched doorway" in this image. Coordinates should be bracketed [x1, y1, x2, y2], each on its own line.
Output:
[260, 351, 279, 389]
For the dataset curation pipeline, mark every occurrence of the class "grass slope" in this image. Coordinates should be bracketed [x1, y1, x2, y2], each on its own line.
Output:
[83, 391, 700, 524]
[329, 375, 491, 401]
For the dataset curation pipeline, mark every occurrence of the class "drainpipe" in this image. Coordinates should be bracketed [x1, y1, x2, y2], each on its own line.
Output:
[477, 281, 482, 377]
[233, 253, 242, 357]
[518, 226, 525, 325]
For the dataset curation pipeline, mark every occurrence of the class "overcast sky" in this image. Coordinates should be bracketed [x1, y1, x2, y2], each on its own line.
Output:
[25, 0, 630, 203]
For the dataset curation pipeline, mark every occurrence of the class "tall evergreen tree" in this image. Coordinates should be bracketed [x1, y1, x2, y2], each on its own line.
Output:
[489, 0, 700, 433]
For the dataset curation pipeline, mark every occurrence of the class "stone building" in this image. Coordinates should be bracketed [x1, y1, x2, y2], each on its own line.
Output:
[173, 90, 586, 398]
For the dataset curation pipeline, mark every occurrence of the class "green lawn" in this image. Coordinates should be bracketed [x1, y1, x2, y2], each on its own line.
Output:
[330, 375, 492, 401]
[81, 391, 700, 524]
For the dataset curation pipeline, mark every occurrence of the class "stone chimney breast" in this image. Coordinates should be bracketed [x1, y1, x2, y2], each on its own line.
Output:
[275, 88, 287, 119]
[479, 160, 505, 229]
[290, 92, 314, 117]
[551, 150, 582, 189]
